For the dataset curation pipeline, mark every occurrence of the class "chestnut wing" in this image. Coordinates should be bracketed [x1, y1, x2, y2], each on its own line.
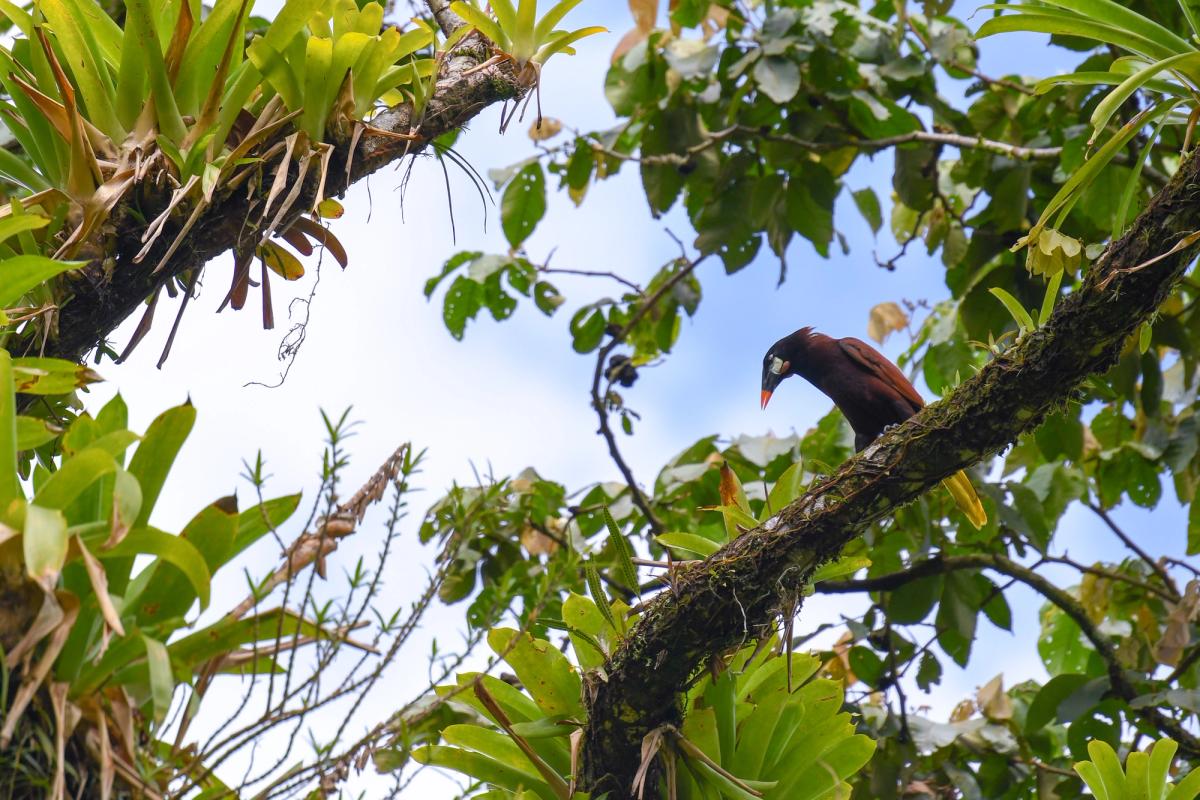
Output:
[837, 337, 925, 414]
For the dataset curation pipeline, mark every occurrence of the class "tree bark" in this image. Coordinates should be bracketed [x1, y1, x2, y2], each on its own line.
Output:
[580, 150, 1200, 796]
[39, 35, 524, 363]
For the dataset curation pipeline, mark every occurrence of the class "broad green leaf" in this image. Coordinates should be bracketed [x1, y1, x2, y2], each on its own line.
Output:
[852, 187, 882, 234]
[1089, 53, 1200, 144]
[141, 634, 173, 724]
[300, 35, 334, 139]
[412, 745, 552, 798]
[501, 162, 546, 247]
[810, 556, 870, 583]
[125, 0, 187, 142]
[0, 214, 47, 246]
[263, 0, 325, 49]
[976, 15, 1177, 62]
[16, 416, 58, 450]
[449, 2, 509, 51]
[0, 255, 85, 308]
[127, 403, 195, 528]
[767, 460, 804, 514]
[656, 531, 720, 558]
[487, 628, 583, 718]
[229, 493, 302, 560]
[32, 447, 118, 510]
[442, 725, 544, 783]
[0, 350, 18, 510]
[39, 0, 123, 139]
[1089, 738, 1128, 799]
[1149, 738, 1178, 800]
[23, 503, 67, 582]
[102, 527, 212, 611]
[175, 0, 253, 116]
[990, 287, 1036, 333]
[12, 357, 102, 395]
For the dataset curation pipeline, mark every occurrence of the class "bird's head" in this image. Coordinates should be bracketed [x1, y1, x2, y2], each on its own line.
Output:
[760, 327, 814, 409]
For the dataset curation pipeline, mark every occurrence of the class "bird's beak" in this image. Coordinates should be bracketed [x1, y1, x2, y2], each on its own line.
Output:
[760, 389, 773, 410]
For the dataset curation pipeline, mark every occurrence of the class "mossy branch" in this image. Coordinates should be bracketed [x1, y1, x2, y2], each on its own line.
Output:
[39, 32, 524, 364]
[580, 149, 1200, 796]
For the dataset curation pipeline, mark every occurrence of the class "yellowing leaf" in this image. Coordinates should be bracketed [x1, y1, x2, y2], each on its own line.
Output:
[867, 301, 908, 344]
[1026, 228, 1084, 277]
[258, 241, 305, 280]
[528, 116, 563, 141]
[317, 198, 344, 218]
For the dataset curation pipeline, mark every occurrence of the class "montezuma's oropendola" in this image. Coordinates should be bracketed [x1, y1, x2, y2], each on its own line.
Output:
[761, 326, 986, 529]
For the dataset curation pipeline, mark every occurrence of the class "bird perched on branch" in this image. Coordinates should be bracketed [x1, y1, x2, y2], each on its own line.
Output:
[760, 326, 986, 529]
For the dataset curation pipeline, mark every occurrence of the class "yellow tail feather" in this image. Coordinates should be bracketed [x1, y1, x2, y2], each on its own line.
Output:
[941, 470, 986, 529]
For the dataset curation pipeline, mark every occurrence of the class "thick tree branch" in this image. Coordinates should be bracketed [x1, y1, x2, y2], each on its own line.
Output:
[41, 35, 523, 364]
[424, 0, 464, 35]
[581, 148, 1200, 795]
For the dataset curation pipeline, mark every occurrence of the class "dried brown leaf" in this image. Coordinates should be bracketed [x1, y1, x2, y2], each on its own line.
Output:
[867, 301, 908, 345]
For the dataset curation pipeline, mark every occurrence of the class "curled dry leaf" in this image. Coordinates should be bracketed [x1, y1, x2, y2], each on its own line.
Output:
[520, 524, 559, 556]
[975, 673, 1013, 721]
[630, 0, 657, 31]
[528, 116, 563, 141]
[1155, 580, 1200, 665]
[867, 301, 908, 344]
[949, 698, 976, 723]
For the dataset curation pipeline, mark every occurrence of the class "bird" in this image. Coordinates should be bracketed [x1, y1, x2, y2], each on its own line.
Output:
[760, 326, 986, 529]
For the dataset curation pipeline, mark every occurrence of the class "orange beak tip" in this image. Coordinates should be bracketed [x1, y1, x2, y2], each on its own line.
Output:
[760, 390, 772, 410]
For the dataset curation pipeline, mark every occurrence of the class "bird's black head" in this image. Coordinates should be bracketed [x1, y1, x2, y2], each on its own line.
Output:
[761, 327, 814, 409]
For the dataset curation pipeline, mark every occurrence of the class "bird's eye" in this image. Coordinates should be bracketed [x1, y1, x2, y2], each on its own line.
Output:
[769, 356, 785, 375]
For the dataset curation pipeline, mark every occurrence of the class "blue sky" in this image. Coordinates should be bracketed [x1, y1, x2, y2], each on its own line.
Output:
[75, 2, 1194, 795]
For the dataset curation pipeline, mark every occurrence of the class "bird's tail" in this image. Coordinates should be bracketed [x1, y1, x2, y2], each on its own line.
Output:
[941, 470, 987, 529]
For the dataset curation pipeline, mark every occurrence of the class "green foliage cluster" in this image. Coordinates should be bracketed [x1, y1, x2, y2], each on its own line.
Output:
[408, 614, 873, 800]
[412, 0, 1200, 796]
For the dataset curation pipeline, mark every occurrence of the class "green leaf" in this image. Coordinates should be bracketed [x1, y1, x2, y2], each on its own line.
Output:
[1089, 739, 1128, 800]
[141, 634, 173, 725]
[32, 447, 118, 510]
[413, 745, 549, 796]
[501, 162, 546, 247]
[0, 350, 18, 510]
[766, 460, 804, 515]
[102, 527, 212, 611]
[1025, 673, 1090, 732]
[603, 506, 639, 593]
[299, 35, 334, 139]
[16, 416, 58, 450]
[125, 0, 187, 142]
[448, 2, 509, 51]
[852, 188, 882, 235]
[786, 166, 836, 257]
[487, 628, 583, 718]
[0, 255, 85, 308]
[584, 564, 615, 630]
[12, 357, 102, 395]
[568, 307, 605, 353]
[1149, 738, 1178, 800]
[1166, 765, 1200, 800]
[127, 404, 195, 529]
[39, 0, 123, 140]
[811, 556, 870, 583]
[656, 531, 720, 559]
[753, 56, 801, 103]
[23, 503, 67, 582]
[230, 493, 302, 559]
[989, 287, 1036, 333]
